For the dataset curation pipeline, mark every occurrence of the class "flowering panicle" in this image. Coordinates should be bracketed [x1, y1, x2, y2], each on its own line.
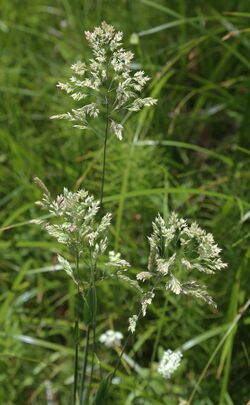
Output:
[158, 350, 183, 379]
[134, 212, 227, 321]
[35, 178, 139, 296]
[34, 178, 111, 286]
[51, 21, 157, 140]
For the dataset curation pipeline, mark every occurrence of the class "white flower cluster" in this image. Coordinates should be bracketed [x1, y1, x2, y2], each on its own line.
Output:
[136, 212, 227, 312]
[158, 349, 183, 379]
[99, 329, 123, 348]
[51, 21, 157, 140]
[34, 178, 111, 284]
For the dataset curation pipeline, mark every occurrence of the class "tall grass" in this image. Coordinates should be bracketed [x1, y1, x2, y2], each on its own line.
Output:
[1, 0, 250, 404]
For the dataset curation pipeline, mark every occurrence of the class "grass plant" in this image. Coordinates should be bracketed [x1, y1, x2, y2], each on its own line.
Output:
[1, 1, 250, 404]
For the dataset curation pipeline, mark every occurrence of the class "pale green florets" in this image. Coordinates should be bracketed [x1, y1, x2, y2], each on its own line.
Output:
[141, 291, 155, 316]
[51, 21, 157, 140]
[34, 178, 112, 285]
[34, 178, 140, 294]
[128, 315, 138, 334]
[35, 178, 111, 255]
[135, 212, 227, 317]
[108, 251, 131, 270]
[106, 250, 142, 293]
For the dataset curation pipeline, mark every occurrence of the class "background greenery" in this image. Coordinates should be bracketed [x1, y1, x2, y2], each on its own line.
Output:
[1, 0, 250, 404]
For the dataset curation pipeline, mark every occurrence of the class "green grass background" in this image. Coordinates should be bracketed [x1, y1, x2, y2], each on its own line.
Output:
[1, 0, 250, 403]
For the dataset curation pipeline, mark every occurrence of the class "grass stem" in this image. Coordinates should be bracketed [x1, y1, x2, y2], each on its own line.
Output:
[79, 324, 91, 405]
[73, 253, 80, 405]
[100, 99, 109, 207]
[72, 319, 79, 405]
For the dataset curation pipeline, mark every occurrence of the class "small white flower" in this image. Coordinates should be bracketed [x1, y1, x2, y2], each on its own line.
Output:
[158, 349, 182, 379]
[111, 377, 121, 385]
[99, 329, 123, 348]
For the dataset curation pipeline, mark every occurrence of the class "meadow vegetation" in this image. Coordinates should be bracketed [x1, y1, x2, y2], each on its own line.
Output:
[1, 0, 250, 404]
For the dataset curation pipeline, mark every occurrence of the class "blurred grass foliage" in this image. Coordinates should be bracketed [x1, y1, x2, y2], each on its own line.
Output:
[1, 0, 250, 404]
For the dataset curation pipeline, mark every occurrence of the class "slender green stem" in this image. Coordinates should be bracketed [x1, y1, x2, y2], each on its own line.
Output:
[150, 295, 168, 364]
[73, 319, 79, 405]
[100, 99, 109, 207]
[82, 74, 109, 403]
[79, 324, 91, 405]
[107, 307, 144, 393]
[73, 253, 80, 405]
[110, 334, 130, 382]
[86, 259, 97, 402]
[106, 283, 162, 398]
[86, 325, 96, 401]
[79, 254, 98, 404]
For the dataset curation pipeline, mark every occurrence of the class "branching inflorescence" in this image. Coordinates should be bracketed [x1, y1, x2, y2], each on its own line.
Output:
[51, 21, 157, 140]
[130, 212, 227, 333]
[34, 178, 111, 282]
[34, 178, 136, 291]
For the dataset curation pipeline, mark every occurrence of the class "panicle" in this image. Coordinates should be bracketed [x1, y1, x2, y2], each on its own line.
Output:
[50, 21, 157, 139]
[35, 178, 111, 269]
[138, 212, 227, 310]
[35, 179, 136, 294]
